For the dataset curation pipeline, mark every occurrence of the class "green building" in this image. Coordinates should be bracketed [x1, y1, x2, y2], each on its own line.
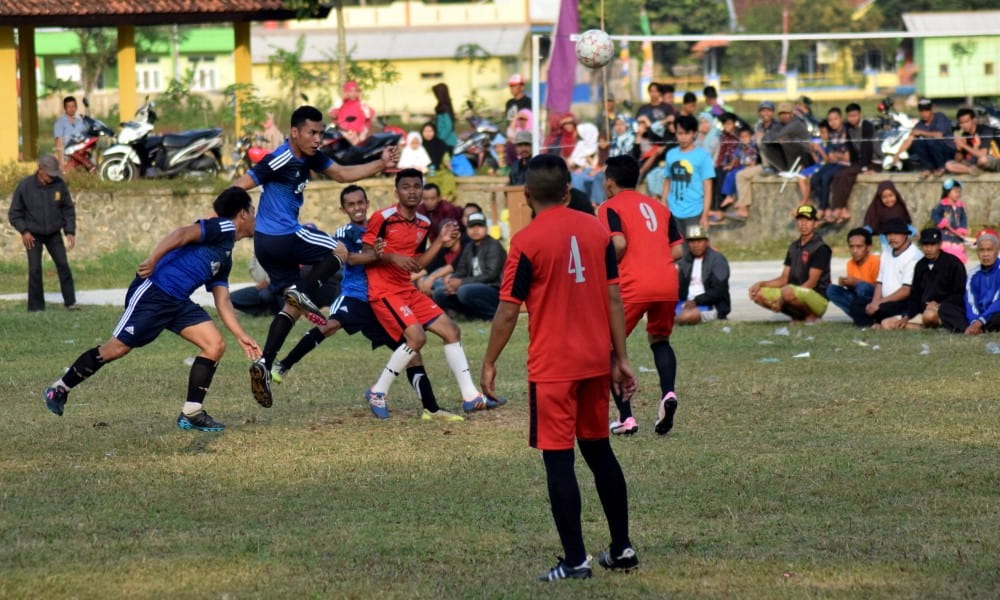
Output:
[904, 11, 1000, 99]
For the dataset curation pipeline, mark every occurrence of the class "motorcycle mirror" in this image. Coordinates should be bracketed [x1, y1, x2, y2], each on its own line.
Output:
[83, 98, 90, 108]
[300, 93, 310, 103]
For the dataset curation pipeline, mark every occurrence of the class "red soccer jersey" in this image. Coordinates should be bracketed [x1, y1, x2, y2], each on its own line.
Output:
[363, 204, 431, 300]
[597, 190, 682, 302]
[500, 205, 619, 382]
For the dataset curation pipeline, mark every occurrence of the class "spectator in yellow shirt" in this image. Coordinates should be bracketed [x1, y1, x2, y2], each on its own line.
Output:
[827, 227, 880, 326]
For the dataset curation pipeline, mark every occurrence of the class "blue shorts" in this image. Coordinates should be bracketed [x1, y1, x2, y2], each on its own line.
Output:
[328, 295, 400, 350]
[112, 277, 212, 348]
[254, 228, 338, 293]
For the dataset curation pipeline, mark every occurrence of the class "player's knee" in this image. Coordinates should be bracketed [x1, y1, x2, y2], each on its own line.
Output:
[438, 319, 461, 344]
[404, 328, 427, 350]
[780, 286, 797, 302]
[203, 337, 226, 361]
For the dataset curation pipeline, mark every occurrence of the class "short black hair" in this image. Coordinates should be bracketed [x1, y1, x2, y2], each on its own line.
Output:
[604, 155, 640, 190]
[395, 168, 424, 187]
[525, 154, 569, 206]
[720, 112, 736, 123]
[738, 126, 753, 136]
[647, 82, 660, 92]
[213, 187, 253, 219]
[340, 184, 367, 206]
[845, 103, 861, 114]
[847, 227, 873, 246]
[290, 105, 323, 129]
[675, 115, 698, 133]
[422, 182, 441, 195]
[464, 202, 483, 213]
[703, 86, 718, 99]
[62, 96, 77, 108]
[827, 107, 842, 117]
[658, 83, 675, 95]
[957, 107, 976, 121]
[682, 92, 697, 104]
[818, 119, 830, 130]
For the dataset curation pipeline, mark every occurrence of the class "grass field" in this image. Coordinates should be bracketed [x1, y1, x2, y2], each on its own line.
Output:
[1, 303, 998, 598]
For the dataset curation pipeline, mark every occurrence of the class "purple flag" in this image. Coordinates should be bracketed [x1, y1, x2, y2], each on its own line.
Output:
[545, 0, 579, 114]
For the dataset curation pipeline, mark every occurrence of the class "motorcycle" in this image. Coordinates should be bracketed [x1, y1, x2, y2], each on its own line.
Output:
[453, 109, 500, 171]
[99, 100, 224, 182]
[872, 97, 919, 171]
[319, 125, 401, 167]
[63, 99, 115, 172]
[229, 134, 273, 180]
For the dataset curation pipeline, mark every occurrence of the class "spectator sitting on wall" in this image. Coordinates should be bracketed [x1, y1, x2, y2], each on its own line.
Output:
[828, 103, 875, 225]
[704, 86, 727, 118]
[727, 101, 778, 222]
[946, 107, 1000, 175]
[890, 98, 954, 176]
[761, 102, 812, 174]
[329, 81, 375, 145]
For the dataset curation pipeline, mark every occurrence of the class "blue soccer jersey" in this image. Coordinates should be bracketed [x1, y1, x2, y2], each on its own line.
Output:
[249, 142, 334, 235]
[149, 218, 236, 300]
[334, 222, 369, 301]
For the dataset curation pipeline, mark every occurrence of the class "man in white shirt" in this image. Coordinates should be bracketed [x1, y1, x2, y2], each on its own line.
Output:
[676, 225, 731, 324]
[866, 218, 923, 328]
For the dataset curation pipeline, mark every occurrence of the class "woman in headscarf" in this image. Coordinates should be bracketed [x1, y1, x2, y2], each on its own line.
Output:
[696, 112, 720, 161]
[398, 131, 432, 173]
[421, 122, 451, 171]
[431, 83, 458, 147]
[569, 122, 606, 206]
[505, 108, 533, 166]
[544, 112, 578, 160]
[609, 114, 637, 159]
[864, 179, 914, 248]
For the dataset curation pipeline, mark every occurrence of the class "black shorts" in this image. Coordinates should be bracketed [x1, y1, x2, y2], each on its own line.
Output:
[112, 277, 212, 348]
[329, 295, 400, 350]
[254, 228, 338, 293]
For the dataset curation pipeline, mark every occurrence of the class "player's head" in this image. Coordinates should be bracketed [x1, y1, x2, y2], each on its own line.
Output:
[604, 155, 640, 193]
[214, 187, 255, 238]
[340, 185, 369, 225]
[289, 105, 324, 156]
[395, 168, 424, 207]
[421, 182, 442, 211]
[524, 154, 570, 211]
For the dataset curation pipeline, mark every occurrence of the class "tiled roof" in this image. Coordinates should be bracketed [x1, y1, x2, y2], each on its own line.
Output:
[0, 1, 310, 26]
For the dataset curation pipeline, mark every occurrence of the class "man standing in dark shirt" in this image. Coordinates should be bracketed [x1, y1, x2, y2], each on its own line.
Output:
[895, 228, 968, 331]
[636, 82, 674, 125]
[504, 74, 532, 130]
[508, 131, 533, 186]
[8, 155, 78, 312]
[749, 205, 832, 322]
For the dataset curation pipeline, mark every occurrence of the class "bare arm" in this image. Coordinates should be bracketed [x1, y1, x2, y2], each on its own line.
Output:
[212, 285, 262, 360]
[749, 266, 791, 299]
[137, 223, 202, 278]
[607, 283, 637, 398]
[800, 267, 824, 291]
[233, 173, 257, 190]
[611, 235, 627, 261]
[323, 145, 398, 183]
[480, 300, 521, 397]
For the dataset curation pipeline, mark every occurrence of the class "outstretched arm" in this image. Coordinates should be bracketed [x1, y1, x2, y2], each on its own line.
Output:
[323, 146, 399, 183]
[137, 223, 202, 278]
[212, 285, 262, 360]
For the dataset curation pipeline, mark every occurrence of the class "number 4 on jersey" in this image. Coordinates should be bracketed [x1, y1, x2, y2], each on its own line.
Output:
[568, 236, 586, 283]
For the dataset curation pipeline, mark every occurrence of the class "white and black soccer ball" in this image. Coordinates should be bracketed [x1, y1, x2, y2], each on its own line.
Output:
[575, 29, 615, 69]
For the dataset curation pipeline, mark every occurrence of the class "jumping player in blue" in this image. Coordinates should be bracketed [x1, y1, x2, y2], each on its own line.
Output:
[270, 185, 463, 421]
[234, 105, 397, 409]
[42, 187, 262, 431]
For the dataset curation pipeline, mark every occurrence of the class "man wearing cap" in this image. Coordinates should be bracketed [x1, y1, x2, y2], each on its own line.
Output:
[432, 212, 506, 320]
[890, 98, 954, 176]
[8, 156, 78, 312]
[749, 205, 831, 321]
[889, 227, 967, 331]
[508, 130, 533, 186]
[826, 227, 880, 326]
[677, 224, 731, 325]
[761, 101, 812, 173]
[963, 229, 1000, 334]
[865, 218, 923, 328]
[729, 100, 778, 221]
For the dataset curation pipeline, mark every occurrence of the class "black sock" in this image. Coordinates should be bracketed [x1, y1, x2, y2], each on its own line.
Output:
[298, 253, 342, 296]
[280, 327, 327, 370]
[186, 356, 218, 404]
[262, 311, 295, 367]
[61, 347, 105, 388]
[579, 438, 631, 556]
[650, 340, 677, 398]
[541, 449, 587, 566]
[611, 387, 633, 421]
[406, 365, 439, 412]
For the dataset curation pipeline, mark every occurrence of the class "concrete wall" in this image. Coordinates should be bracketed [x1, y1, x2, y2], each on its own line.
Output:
[3, 173, 998, 264]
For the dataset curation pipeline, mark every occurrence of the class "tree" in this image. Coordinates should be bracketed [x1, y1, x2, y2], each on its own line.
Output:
[267, 35, 330, 108]
[74, 28, 117, 97]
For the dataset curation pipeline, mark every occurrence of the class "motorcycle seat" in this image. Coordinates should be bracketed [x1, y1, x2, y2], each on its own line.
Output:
[162, 128, 223, 148]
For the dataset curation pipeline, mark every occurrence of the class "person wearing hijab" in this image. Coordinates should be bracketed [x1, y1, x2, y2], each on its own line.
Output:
[610, 114, 637, 159]
[421, 123, 451, 170]
[696, 112, 720, 162]
[398, 131, 432, 173]
[432, 83, 458, 147]
[569, 122, 606, 206]
[505, 108, 533, 167]
[864, 180, 914, 249]
[544, 113, 578, 160]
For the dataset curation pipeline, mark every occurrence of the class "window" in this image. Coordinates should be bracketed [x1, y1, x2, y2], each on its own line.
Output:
[420, 72, 443, 79]
[986, 62, 995, 76]
[137, 57, 161, 92]
[187, 55, 219, 91]
[939, 63, 949, 76]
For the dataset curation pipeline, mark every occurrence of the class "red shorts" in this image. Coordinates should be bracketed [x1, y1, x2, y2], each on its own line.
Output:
[371, 288, 444, 341]
[624, 299, 677, 337]
[529, 375, 610, 450]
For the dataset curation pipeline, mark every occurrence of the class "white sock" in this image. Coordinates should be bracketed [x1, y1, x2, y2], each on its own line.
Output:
[372, 344, 415, 394]
[182, 402, 203, 416]
[52, 378, 67, 390]
[444, 342, 479, 401]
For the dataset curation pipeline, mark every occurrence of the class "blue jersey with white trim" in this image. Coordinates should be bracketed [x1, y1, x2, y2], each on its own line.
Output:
[334, 222, 368, 301]
[150, 218, 236, 300]
[249, 141, 334, 235]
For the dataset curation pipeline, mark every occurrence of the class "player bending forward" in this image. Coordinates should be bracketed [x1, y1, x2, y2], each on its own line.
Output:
[271, 185, 463, 421]
[481, 155, 639, 581]
[43, 188, 261, 431]
[360, 169, 499, 418]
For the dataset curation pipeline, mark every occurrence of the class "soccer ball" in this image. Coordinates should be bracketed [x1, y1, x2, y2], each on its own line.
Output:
[575, 29, 615, 69]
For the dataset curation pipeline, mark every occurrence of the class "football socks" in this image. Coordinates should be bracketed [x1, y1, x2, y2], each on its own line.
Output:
[261, 311, 295, 368]
[542, 449, 587, 567]
[372, 343, 415, 395]
[579, 438, 631, 557]
[60, 346, 105, 388]
[443, 342, 480, 402]
[186, 356, 218, 405]
[406, 365, 440, 413]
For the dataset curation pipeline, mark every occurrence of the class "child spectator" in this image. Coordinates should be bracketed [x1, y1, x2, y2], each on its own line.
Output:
[931, 178, 969, 263]
[796, 120, 829, 212]
[718, 127, 757, 214]
[863, 180, 913, 248]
